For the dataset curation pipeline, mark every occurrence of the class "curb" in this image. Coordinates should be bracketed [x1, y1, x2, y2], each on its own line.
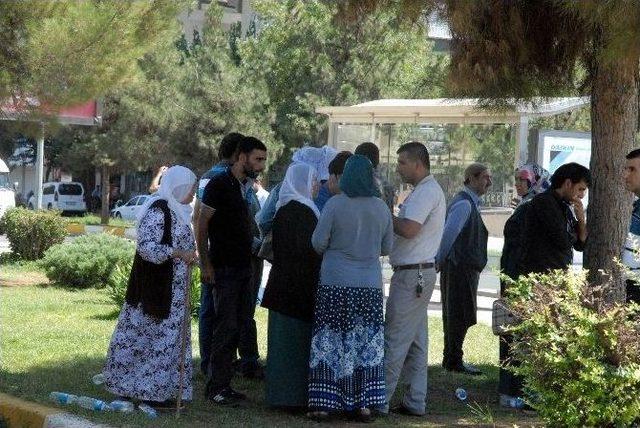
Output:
[0, 393, 107, 428]
[65, 224, 136, 240]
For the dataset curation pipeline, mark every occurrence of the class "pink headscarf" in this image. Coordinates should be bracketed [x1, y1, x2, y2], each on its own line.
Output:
[516, 163, 550, 203]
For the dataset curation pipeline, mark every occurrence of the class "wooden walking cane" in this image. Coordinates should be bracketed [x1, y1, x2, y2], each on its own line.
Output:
[176, 263, 192, 418]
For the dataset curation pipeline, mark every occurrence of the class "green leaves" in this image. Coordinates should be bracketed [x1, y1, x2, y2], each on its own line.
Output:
[108, 261, 202, 318]
[0, 207, 67, 260]
[505, 269, 640, 426]
[40, 233, 135, 288]
[1, 0, 187, 109]
[240, 0, 447, 149]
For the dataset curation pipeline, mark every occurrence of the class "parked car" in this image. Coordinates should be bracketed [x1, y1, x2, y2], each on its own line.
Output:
[110, 195, 150, 220]
[0, 158, 15, 219]
[28, 182, 87, 215]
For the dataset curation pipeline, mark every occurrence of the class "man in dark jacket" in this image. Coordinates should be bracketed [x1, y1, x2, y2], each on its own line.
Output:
[521, 162, 590, 274]
[436, 163, 492, 375]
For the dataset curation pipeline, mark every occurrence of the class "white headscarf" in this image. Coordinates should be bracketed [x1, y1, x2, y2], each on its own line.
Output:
[276, 163, 319, 218]
[291, 146, 337, 181]
[137, 165, 197, 229]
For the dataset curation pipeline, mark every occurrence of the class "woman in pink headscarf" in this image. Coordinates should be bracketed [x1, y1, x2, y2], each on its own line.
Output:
[498, 162, 550, 408]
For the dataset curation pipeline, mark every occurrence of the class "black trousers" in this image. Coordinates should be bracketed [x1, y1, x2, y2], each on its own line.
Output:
[440, 260, 479, 369]
[497, 278, 523, 396]
[236, 256, 263, 370]
[205, 266, 253, 396]
[498, 334, 524, 396]
[627, 279, 640, 304]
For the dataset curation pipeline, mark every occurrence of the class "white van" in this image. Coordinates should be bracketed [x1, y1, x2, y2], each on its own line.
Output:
[0, 159, 16, 219]
[28, 182, 87, 215]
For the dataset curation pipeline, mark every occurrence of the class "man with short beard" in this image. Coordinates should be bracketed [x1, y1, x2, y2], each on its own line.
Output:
[197, 136, 267, 405]
[520, 162, 589, 275]
[194, 132, 244, 376]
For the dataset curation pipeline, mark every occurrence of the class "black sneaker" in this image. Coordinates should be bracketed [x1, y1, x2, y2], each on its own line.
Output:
[208, 387, 245, 406]
[227, 388, 247, 400]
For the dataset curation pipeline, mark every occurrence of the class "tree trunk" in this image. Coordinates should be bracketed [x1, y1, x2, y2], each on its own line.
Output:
[100, 165, 110, 225]
[586, 58, 638, 302]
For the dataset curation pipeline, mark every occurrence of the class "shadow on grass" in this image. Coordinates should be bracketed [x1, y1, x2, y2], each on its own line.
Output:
[1, 355, 539, 428]
[421, 364, 539, 426]
[90, 308, 121, 321]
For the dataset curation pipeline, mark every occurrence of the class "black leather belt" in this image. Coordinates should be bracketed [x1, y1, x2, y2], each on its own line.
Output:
[392, 263, 434, 272]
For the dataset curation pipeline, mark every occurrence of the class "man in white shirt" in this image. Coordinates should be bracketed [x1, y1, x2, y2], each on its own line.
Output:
[383, 142, 446, 416]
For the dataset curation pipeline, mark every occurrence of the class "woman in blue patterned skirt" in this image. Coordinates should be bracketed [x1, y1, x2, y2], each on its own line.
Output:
[308, 155, 394, 422]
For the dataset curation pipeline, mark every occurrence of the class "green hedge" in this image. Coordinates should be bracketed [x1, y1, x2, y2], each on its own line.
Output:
[0, 208, 67, 260]
[40, 233, 135, 288]
[506, 270, 640, 426]
[108, 261, 201, 318]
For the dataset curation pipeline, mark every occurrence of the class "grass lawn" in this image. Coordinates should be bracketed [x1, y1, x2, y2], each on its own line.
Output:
[0, 281, 537, 427]
[0, 255, 47, 287]
[67, 214, 134, 228]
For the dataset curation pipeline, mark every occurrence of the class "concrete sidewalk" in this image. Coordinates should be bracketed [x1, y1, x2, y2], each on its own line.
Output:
[0, 393, 107, 428]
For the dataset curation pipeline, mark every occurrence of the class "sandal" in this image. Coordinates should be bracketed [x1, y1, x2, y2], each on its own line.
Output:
[352, 408, 373, 423]
[306, 410, 330, 422]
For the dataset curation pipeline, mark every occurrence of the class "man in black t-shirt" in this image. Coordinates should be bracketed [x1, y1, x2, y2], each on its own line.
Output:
[197, 136, 267, 405]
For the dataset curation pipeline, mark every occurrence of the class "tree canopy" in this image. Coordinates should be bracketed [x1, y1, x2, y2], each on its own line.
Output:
[341, 0, 639, 296]
[49, 4, 278, 222]
[0, 0, 186, 110]
[239, 0, 448, 153]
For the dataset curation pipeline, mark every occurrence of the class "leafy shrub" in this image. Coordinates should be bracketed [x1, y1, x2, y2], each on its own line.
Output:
[40, 233, 135, 288]
[0, 208, 67, 260]
[107, 260, 132, 307]
[506, 270, 640, 427]
[108, 261, 201, 318]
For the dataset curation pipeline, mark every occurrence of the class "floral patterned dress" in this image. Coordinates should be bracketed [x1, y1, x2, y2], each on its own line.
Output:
[103, 206, 194, 402]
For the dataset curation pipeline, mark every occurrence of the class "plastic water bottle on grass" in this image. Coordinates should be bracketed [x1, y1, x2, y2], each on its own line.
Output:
[76, 396, 111, 411]
[138, 403, 158, 419]
[49, 392, 77, 405]
[91, 373, 105, 385]
[455, 387, 467, 401]
[508, 397, 524, 409]
[109, 400, 135, 413]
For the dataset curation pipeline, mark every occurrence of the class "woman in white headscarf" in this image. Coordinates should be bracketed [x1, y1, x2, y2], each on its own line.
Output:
[103, 165, 198, 409]
[261, 163, 322, 409]
[256, 146, 337, 239]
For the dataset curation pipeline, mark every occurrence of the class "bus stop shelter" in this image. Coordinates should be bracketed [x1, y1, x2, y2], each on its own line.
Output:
[316, 97, 590, 169]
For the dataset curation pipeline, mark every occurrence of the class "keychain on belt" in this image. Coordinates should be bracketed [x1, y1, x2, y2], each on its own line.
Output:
[416, 268, 424, 298]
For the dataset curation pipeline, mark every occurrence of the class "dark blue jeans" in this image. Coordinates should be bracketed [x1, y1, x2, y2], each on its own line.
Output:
[199, 258, 264, 376]
[205, 266, 253, 396]
[236, 256, 263, 371]
[198, 281, 215, 375]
